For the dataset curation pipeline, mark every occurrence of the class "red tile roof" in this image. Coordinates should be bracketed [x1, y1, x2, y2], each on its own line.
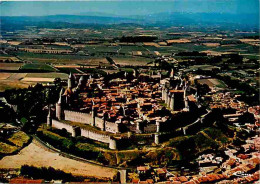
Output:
[10, 178, 44, 184]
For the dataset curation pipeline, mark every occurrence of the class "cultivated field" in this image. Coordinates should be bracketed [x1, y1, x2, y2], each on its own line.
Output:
[25, 72, 69, 80]
[0, 140, 117, 179]
[0, 63, 23, 70]
[198, 78, 226, 89]
[0, 72, 36, 91]
[20, 63, 56, 72]
[113, 56, 152, 66]
[0, 73, 12, 80]
[16, 52, 110, 65]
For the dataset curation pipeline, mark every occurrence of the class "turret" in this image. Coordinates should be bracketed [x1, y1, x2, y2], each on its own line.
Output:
[161, 84, 166, 101]
[133, 69, 137, 78]
[154, 133, 160, 145]
[136, 120, 143, 133]
[109, 137, 117, 150]
[78, 75, 84, 87]
[72, 126, 81, 137]
[68, 72, 74, 88]
[56, 88, 63, 120]
[102, 112, 108, 131]
[156, 120, 161, 133]
[167, 92, 172, 107]
[170, 94, 174, 110]
[92, 106, 96, 127]
[165, 88, 169, 104]
[120, 105, 125, 116]
[47, 106, 52, 127]
[170, 68, 174, 78]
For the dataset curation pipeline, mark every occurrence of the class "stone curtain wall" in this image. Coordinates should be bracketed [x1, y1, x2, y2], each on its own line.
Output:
[143, 124, 157, 133]
[81, 129, 110, 143]
[64, 110, 119, 133]
[105, 121, 119, 133]
[52, 119, 74, 133]
[95, 116, 103, 129]
[52, 119, 110, 144]
[64, 110, 93, 125]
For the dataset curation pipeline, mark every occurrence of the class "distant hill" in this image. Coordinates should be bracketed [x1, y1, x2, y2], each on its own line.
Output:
[1, 12, 259, 31]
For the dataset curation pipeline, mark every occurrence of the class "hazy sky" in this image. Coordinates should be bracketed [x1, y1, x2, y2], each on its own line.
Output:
[1, 0, 259, 16]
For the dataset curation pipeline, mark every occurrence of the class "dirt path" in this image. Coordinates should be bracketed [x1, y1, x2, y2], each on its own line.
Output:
[0, 140, 117, 179]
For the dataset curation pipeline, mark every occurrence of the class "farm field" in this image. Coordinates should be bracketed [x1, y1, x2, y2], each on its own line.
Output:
[20, 63, 56, 72]
[22, 72, 69, 82]
[0, 56, 20, 62]
[0, 73, 12, 80]
[0, 140, 117, 179]
[0, 78, 34, 92]
[112, 56, 152, 66]
[15, 52, 110, 65]
[0, 63, 41, 91]
[0, 63, 23, 71]
[0, 72, 69, 91]
[25, 72, 69, 80]
[198, 78, 227, 89]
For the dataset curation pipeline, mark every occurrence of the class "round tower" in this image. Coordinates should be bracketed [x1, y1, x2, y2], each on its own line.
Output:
[92, 107, 96, 127]
[170, 93, 175, 110]
[68, 72, 74, 88]
[161, 84, 166, 101]
[136, 120, 143, 133]
[72, 126, 81, 137]
[78, 75, 84, 87]
[56, 88, 63, 120]
[109, 137, 117, 150]
[47, 106, 52, 127]
[156, 120, 161, 133]
[102, 112, 108, 131]
[154, 133, 160, 145]
[165, 88, 169, 104]
[167, 92, 172, 107]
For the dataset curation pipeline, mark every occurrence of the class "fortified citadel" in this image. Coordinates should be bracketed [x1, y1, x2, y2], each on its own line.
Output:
[47, 70, 212, 150]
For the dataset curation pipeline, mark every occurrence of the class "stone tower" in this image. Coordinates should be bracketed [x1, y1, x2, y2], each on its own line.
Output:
[56, 88, 63, 120]
[77, 75, 84, 88]
[156, 120, 161, 133]
[102, 112, 108, 131]
[154, 133, 160, 145]
[136, 120, 143, 134]
[170, 93, 175, 110]
[47, 106, 52, 127]
[68, 72, 74, 88]
[92, 106, 96, 127]
[165, 88, 169, 104]
[109, 137, 117, 150]
[170, 68, 174, 78]
[162, 84, 166, 101]
[167, 92, 172, 107]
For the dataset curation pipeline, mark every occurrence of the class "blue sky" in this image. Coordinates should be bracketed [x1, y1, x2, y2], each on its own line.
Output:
[1, 0, 259, 16]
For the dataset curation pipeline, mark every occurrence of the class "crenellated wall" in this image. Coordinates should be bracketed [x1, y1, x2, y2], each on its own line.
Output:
[105, 121, 119, 134]
[64, 110, 93, 125]
[81, 128, 110, 143]
[52, 119, 114, 147]
[143, 124, 157, 133]
[52, 119, 74, 133]
[63, 110, 119, 133]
